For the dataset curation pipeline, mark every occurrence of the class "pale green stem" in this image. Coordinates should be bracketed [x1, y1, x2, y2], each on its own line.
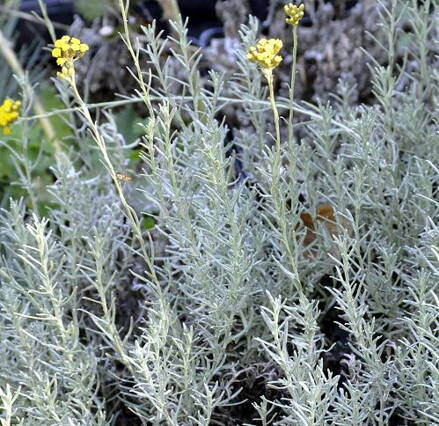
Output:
[119, 0, 154, 117]
[264, 69, 281, 150]
[66, 74, 164, 373]
[264, 68, 283, 197]
[287, 26, 299, 144]
[68, 75, 160, 293]
[264, 67, 304, 296]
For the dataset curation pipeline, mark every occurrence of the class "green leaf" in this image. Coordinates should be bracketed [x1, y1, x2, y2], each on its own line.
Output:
[38, 85, 73, 141]
[142, 215, 156, 230]
[75, 0, 109, 20]
[115, 105, 148, 144]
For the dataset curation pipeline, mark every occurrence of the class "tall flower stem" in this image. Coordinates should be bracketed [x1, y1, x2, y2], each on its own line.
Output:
[264, 69, 281, 151]
[264, 68, 303, 296]
[287, 26, 298, 144]
[69, 78, 160, 292]
[263, 69, 283, 195]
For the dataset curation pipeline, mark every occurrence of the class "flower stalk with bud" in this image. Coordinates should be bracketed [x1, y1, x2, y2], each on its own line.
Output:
[247, 38, 286, 264]
[247, 38, 283, 150]
[49, 34, 160, 322]
[284, 3, 304, 143]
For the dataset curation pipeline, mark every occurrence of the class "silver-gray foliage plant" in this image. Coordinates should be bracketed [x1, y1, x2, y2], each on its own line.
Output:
[0, 0, 438, 424]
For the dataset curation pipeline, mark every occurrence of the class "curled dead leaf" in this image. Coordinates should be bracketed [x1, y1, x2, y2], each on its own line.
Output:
[299, 204, 352, 258]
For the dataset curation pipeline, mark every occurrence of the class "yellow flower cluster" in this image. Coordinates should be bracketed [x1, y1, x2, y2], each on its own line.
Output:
[51, 35, 89, 79]
[284, 3, 305, 26]
[0, 98, 21, 135]
[247, 39, 283, 70]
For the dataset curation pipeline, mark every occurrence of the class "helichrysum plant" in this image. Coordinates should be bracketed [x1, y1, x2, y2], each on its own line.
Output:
[0, 0, 438, 424]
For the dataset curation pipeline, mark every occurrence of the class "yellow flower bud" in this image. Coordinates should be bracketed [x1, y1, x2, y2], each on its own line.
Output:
[247, 38, 283, 70]
[284, 3, 304, 26]
[0, 98, 21, 135]
[51, 35, 90, 81]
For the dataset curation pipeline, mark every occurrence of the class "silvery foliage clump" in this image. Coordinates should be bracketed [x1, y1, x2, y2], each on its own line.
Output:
[0, 0, 438, 424]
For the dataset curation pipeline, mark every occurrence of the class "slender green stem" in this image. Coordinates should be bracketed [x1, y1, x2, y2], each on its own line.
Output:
[264, 69, 281, 150]
[264, 67, 304, 296]
[119, 0, 154, 118]
[287, 26, 299, 144]
[69, 76, 160, 291]
[264, 68, 283, 201]
[66, 74, 166, 372]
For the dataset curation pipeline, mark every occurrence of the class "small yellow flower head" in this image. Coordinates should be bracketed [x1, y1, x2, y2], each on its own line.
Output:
[51, 35, 89, 80]
[247, 39, 283, 70]
[284, 3, 305, 26]
[0, 98, 21, 135]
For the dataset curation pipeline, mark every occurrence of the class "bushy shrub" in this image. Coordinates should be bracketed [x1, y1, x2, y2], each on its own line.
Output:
[0, 0, 438, 424]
